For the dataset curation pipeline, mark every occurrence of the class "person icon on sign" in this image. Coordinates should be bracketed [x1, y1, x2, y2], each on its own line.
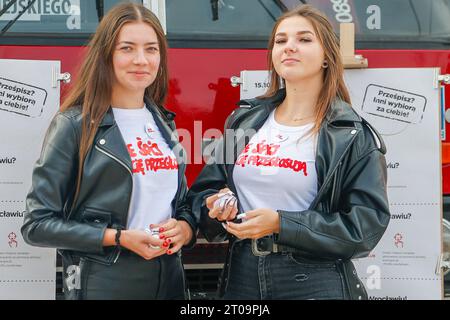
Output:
[8, 232, 18, 248]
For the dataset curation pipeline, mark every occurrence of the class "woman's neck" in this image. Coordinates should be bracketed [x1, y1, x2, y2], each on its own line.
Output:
[111, 88, 145, 109]
[277, 78, 322, 121]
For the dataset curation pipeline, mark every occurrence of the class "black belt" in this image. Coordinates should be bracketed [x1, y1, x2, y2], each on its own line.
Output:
[241, 236, 299, 256]
[241, 237, 338, 265]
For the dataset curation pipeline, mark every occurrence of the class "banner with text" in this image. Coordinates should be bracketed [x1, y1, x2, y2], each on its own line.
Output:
[0, 59, 59, 299]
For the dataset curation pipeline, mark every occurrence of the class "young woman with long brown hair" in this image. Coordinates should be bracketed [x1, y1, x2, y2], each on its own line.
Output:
[188, 5, 390, 300]
[21, 2, 196, 300]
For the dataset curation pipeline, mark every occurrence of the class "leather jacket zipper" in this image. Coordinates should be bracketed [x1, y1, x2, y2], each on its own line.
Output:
[310, 132, 359, 210]
[172, 159, 185, 219]
[330, 161, 342, 212]
[94, 145, 133, 264]
[94, 145, 132, 175]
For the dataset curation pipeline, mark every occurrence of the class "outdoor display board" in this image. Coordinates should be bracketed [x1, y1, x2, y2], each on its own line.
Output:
[0, 59, 60, 299]
[239, 68, 443, 300]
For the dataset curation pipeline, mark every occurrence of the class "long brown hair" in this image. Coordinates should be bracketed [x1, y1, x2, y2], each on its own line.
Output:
[261, 4, 351, 133]
[61, 2, 168, 205]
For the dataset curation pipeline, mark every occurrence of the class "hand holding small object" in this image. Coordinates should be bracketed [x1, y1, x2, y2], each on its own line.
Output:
[206, 188, 239, 221]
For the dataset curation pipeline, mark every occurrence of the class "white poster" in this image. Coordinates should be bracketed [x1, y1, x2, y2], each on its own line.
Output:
[238, 68, 443, 300]
[0, 59, 60, 299]
[345, 68, 442, 300]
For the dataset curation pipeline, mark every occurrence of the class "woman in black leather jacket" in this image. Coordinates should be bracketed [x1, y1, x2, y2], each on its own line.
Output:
[21, 3, 196, 300]
[187, 5, 390, 300]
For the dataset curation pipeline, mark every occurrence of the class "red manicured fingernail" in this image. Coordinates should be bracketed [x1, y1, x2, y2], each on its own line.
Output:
[159, 227, 164, 232]
[167, 238, 171, 243]
[159, 234, 165, 239]
[167, 250, 172, 255]
[163, 242, 168, 247]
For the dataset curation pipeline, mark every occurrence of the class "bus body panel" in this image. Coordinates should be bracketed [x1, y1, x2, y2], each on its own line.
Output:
[2, 46, 448, 191]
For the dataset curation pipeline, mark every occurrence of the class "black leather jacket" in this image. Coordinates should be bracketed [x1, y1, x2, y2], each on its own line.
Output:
[22, 100, 196, 266]
[187, 89, 390, 299]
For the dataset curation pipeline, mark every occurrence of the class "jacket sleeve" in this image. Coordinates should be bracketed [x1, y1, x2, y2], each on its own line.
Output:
[176, 174, 198, 249]
[21, 113, 107, 254]
[186, 137, 230, 243]
[276, 148, 390, 260]
[164, 117, 199, 249]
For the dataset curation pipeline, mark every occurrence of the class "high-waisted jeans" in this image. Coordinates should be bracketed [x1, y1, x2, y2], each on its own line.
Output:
[223, 240, 349, 300]
[78, 249, 186, 300]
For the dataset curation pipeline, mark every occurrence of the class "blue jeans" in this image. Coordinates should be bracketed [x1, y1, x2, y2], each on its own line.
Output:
[223, 240, 349, 300]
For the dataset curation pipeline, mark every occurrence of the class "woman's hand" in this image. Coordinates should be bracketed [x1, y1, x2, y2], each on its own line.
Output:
[205, 188, 238, 221]
[225, 208, 280, 239]
[118, 229, 167, 260]
[152, 218, 193, 255]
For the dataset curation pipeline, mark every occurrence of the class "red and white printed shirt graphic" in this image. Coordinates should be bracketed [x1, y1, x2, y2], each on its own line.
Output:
[233, 109, 318, 213]
[112, 106, 178, 230]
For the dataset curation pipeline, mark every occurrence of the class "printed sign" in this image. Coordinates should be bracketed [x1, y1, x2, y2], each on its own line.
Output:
[0, 77, 47, 117]
[0, 59, 59, 300]
[362, 84, 426, 124]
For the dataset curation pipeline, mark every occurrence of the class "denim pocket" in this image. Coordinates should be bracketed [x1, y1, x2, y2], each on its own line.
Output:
[269, 254, 345, 299]
[286, 253, 336, 269]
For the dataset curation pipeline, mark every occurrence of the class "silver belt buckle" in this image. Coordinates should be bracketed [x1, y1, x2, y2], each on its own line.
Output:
[251, 237, 278, 256]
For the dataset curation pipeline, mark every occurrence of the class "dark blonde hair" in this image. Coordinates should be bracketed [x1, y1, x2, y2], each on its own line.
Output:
[61, 2, 168, 204]
[261, 4, 351, 133]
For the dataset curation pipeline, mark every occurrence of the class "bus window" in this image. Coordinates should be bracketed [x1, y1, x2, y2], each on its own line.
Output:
[280, 0, 450, 49]
[166, 0, 450, 49]
[166, 0, 284, 48]
[0, 0, 141, 36]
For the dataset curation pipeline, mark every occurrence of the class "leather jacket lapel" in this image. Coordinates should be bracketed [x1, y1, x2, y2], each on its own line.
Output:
[146, 102, 187, 179]
[225, 104, 274, 178]
[311, 100, 363, 209]
[311, 122, 359, 209]
[146, 101, 187, 218]
[95, 110, 133, 173]
[95, 103, 187, 179]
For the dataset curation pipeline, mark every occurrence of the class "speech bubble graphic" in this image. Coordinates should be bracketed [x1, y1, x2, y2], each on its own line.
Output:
[0, 77, 47, 117]
[362, 84, 426, 124]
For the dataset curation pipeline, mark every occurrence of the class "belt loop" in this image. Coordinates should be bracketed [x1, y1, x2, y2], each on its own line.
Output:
[272, 243, 278, 253]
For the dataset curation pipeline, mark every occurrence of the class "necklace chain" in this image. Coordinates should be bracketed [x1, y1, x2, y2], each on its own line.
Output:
[275, 106, 315, 122]
[292, 115, 315, 121]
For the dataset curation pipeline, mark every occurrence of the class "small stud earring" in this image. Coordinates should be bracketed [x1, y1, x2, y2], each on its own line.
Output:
[322, 61, 329, 68]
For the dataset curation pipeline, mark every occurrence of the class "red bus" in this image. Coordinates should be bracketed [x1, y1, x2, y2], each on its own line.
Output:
[1, 0, 449, 299]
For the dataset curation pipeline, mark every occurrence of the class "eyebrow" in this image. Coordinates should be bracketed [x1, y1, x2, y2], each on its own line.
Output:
[275, 31, 315, 37]
[117, 41, 158, 45]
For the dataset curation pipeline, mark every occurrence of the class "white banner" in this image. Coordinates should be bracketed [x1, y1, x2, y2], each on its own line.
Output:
[345, 68, 442, 300]
[0, 59, 59, 299]
[238, 68, 443, 300]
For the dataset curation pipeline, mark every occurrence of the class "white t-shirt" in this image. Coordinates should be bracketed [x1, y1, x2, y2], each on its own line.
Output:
[233, 109, 318, 213]
[112, 106, 178, 230]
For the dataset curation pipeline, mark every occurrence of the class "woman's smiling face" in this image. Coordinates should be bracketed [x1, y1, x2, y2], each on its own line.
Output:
[112, 21, 161, 95]
[272, 16, 325, 84]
